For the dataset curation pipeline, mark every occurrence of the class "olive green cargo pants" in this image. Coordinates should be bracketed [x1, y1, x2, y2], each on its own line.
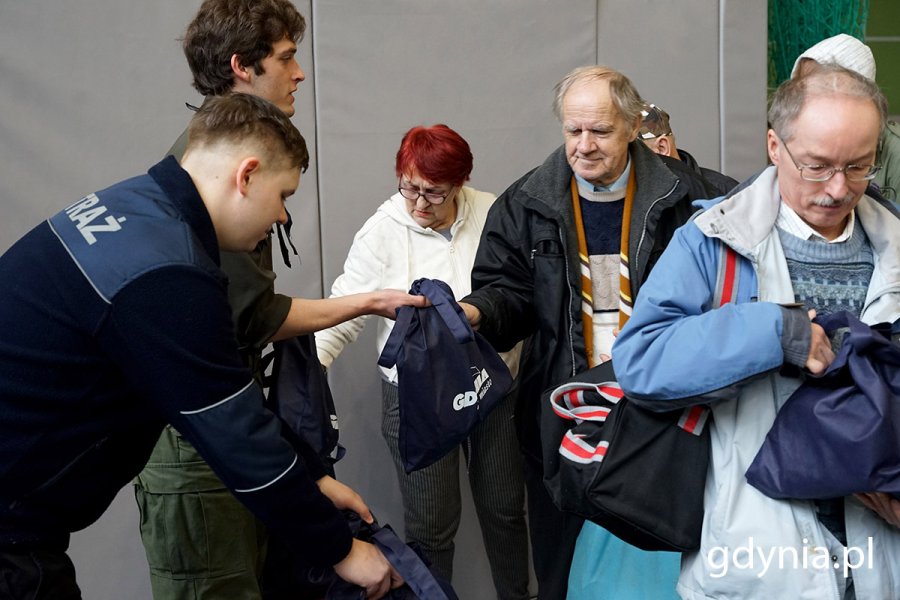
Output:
[134, 425, 267, 600]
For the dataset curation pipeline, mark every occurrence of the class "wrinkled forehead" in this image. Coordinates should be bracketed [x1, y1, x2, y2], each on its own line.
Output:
[564, 78, 614, 110]
[785, 95, 882, 161]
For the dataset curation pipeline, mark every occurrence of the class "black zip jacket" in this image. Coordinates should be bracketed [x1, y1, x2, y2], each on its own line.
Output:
[463, 141, 714, 461]
[677, 147, 739, 196]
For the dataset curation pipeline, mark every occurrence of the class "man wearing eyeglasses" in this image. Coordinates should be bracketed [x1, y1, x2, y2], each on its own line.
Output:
[613, 63, 900, 599]
[790, 33, 899, 202]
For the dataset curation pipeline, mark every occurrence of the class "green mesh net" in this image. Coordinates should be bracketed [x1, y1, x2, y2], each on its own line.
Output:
[768, 0, 870, 89]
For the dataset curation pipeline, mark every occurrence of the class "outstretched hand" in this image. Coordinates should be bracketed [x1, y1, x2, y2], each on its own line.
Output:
[371, 289, 429, 319]
[458, 301, 481, 330]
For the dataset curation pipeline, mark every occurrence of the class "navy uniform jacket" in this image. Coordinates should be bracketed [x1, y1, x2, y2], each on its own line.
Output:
[0, 157, 351, 566]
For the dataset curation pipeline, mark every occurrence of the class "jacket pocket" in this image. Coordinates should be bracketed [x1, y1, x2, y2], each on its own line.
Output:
[531, 236, 564, 260]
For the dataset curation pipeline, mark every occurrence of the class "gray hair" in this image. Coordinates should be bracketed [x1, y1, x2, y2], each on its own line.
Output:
[552, 65, 644, 125]
[769, 62, 887, 142]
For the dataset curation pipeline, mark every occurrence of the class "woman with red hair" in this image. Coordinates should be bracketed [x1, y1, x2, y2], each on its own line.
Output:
[316, 124, 530, 599]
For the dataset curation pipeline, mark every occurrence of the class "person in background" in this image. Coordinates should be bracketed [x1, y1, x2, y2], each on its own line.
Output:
[315, 124, 531, 600]
[614, 63, 900, 599]
[639, 102, 738, 195]
[458, 65, 715, 599]
[0, 93, 400, 600]
[791, 33, 898, 201]
[135, 2, 424, 598]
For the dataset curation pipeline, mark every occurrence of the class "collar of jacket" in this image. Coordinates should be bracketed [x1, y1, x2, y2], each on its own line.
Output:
[517, 140, 682, 202]
[515, 140, 685, 245]
[694, 166, 778, 245]
[630, 139, 684, 211]
[695, 165, 900, 266]
[149, 155, 221, 266]
[676, 147, 700, 172]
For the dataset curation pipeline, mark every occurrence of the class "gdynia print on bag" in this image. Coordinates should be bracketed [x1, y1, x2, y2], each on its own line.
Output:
[452, 367, 494, 411]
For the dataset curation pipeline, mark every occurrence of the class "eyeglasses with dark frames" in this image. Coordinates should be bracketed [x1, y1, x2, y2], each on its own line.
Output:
[779, 137, 881, 182]
[398, 179, 454, 205]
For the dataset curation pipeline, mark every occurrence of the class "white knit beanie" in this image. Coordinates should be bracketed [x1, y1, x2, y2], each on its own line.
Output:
[791, 33, 876, 80]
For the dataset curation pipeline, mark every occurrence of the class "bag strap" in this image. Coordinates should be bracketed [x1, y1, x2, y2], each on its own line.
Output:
[674, 242, 739, 436]
[552, 382, 621, 464]
[550, 382, 623, 422]
[377, 306, 415, 369]
[415, 278, 474, 344]
[677, 405, 711, 436]
[713, 241, 739, 308]
[370, 526, 451, 600]
[663, 243, 739, 437]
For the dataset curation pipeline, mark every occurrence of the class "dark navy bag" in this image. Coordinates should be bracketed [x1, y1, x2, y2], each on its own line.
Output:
[746, 310, 900, 499]
[324, 512, 458, 600]
[265, 334, 344, 466]
[260, 335, 347, 597]
[377, 278, 512, 473]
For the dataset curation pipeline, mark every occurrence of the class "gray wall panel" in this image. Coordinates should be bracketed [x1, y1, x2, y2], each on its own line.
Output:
[314, 0, 598, 271]
[721, 0, 769, 182]
[0, 1, 202, 253]
[0, 2, 767, 598]
[597, 0, 723, 171]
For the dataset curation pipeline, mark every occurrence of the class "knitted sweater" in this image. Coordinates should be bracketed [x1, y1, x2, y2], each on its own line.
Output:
[778, 223, 874, 317]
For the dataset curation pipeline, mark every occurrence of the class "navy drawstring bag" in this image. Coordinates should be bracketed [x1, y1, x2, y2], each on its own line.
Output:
[260, 335, 348, 597]
[265, 334, 344, 466]
[746, 310, 900, 499]
[323, 512, 458, 599]
[377, 278, 512, 473]
[325, 513, 457, 599]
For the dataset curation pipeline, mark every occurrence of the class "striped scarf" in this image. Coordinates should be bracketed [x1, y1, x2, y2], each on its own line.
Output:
[570, 171, 636, 368]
